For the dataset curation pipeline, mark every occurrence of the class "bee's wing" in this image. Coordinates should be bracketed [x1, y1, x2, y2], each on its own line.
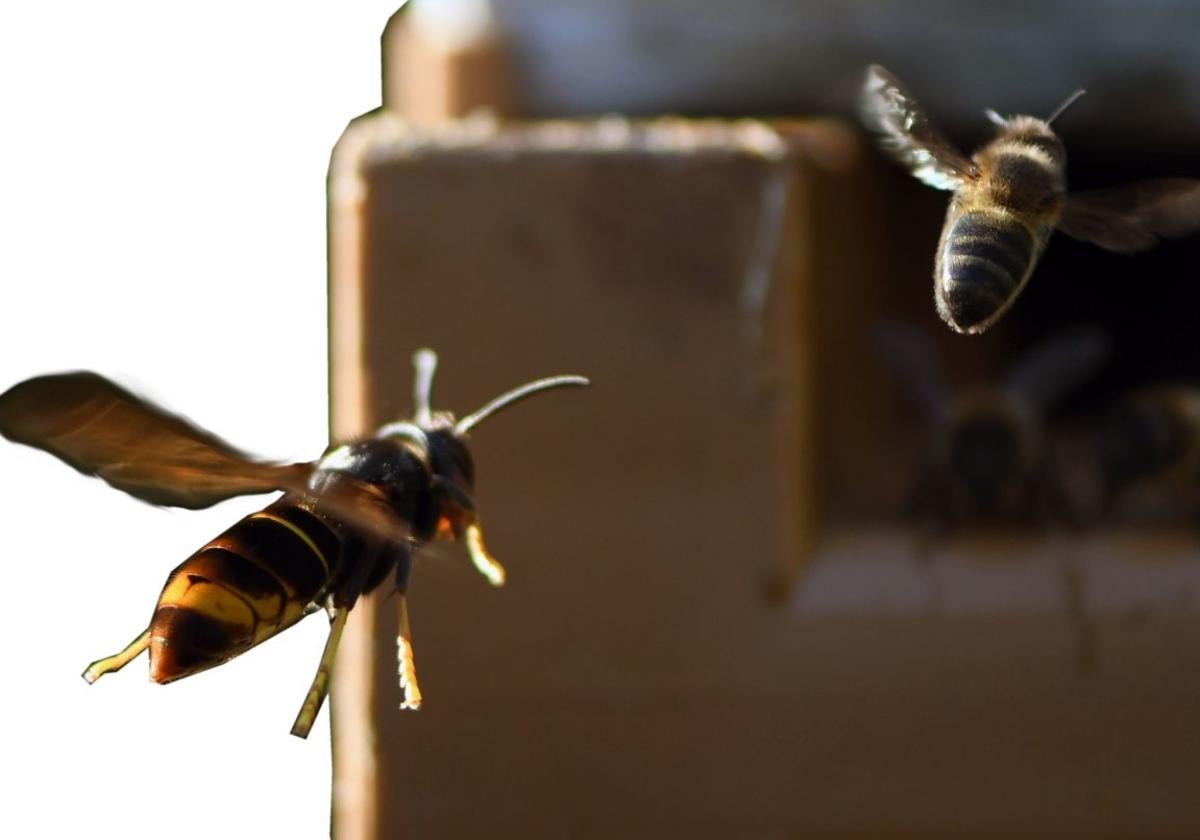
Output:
[0, 371, 312, 508]
[873, 322, 951, 423]
[1004, 327, 1109, 413]
[859, 65, 980, 191]
[1059, 178, 1200, 253]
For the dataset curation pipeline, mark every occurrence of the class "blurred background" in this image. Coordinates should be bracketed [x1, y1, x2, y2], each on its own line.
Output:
[4, 2, 1200, 838]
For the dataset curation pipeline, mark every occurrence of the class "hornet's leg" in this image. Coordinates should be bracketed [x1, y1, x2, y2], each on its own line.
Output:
[461, 516, 506, 586]
[433, 477, 506, 586]
[289, 608, 351, 739]
[82, 628, 150, 684]
[393, 548, 422, 710]
[397, 595, 422, 710]
[290, 545, 382, 739]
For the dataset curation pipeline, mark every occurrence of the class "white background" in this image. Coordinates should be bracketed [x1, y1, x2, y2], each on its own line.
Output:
[0, 3, 403, 837]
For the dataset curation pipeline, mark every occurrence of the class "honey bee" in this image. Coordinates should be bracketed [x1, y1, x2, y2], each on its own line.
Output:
[860, 65, 1200, 334]
[877, 323, 1107, 530]
[0, 350, 588, 738]
[1098, 385, 1200, 517]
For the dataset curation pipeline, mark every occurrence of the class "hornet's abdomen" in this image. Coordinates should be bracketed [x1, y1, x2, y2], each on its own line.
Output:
[148, 499, 340, 683]
[935, 210, 1037, 334]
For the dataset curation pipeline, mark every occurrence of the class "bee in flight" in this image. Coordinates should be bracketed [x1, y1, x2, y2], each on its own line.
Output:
[0, 351, 588, 738]
[860, 64, 1200, 334]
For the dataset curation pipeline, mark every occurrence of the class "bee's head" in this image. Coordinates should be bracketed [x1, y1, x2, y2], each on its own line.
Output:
[986, 85, 1085, 133]
[943, 391, 1037, 511]
[982, 89, 1080, 204]
[981, 114, 1069, 215]
[1006, 116, 1068, 168]
[1001, 115, 1065, 150]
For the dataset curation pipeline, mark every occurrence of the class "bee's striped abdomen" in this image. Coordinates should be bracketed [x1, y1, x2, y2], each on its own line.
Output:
[148, 498, 340, 683]
[935, 210, 1036, 334]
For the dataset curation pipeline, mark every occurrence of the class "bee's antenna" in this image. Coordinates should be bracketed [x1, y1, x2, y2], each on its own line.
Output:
[455, 375, 589, 435]
[1046, 88, 1087, 126]
[412, 348, 438, 427]
[984, 108, 1008, 128]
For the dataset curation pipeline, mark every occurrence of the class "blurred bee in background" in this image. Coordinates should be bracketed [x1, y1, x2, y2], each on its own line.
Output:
[860, 65, 1200, 334]
[1097, 385, 1200, 520]
[877, 323, 1108, 533]
[877, 323, 1108, 669]
[0, 351, 588, 738]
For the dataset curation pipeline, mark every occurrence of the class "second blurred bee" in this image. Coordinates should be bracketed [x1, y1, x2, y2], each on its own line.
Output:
[1098, 385, 1200, 521]
[877, 323, 1108, 534]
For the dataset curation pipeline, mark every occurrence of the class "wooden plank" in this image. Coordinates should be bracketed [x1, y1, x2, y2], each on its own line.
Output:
[327, 115, 853, 837]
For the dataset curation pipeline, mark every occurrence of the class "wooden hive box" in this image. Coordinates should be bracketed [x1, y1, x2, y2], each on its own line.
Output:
[326, 110, 1200, 840]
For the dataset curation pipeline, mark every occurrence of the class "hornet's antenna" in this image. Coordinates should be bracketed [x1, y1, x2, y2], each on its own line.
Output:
[412, 348, 438, 427]
[455, 375, 589, 434]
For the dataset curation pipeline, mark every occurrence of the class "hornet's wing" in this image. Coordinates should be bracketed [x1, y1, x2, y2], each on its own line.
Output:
[0, 371, 311, 509]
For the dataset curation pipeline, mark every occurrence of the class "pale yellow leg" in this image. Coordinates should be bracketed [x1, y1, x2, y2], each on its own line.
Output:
[82, 628, 150, 685]
[465, 521, 506, 586]
[397, 593, 422, 710]
[290, 608, 350, 739]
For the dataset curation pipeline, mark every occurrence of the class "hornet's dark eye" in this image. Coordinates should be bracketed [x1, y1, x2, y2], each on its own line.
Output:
[447, 437, 475, 488]
[426, 430, 476, 489]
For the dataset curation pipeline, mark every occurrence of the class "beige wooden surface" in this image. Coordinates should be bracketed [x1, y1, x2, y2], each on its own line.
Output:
[328, 116, 834, 837]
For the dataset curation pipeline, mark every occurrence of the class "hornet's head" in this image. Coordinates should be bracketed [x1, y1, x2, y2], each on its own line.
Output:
[374, 349, 589, 585]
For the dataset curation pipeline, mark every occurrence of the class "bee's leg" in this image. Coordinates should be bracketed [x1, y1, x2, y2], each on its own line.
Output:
[290, 547, 382, 739]
[82, 628, 150, 684]
[907, 457, 951, 564]
[393, 549, 422, 710]
[1037, 453, 1083, 531]
[1058, 554, 1097, 674]
[905, 460, 954, 611]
